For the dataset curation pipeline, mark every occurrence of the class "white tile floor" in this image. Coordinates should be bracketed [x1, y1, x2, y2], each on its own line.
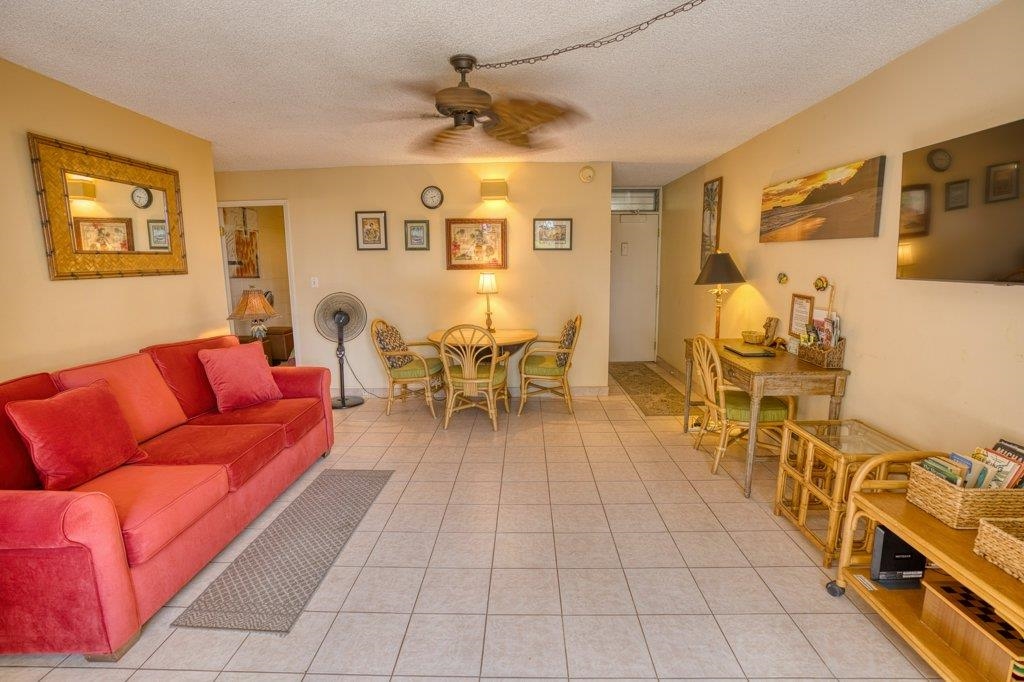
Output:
[0, 376, 941, 681]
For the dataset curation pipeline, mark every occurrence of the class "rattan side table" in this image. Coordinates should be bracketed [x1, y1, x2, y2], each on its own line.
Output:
[774, 419, 914, 567]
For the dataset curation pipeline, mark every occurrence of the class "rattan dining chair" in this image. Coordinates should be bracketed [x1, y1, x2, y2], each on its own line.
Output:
[439, 324, 510, 431]
[517, 314, 582, 415]
[370, 319, 443, 417]
[691, 334, 794, 474]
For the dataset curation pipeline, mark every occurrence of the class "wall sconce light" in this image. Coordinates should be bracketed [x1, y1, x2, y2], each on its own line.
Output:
[66, 178, 97, 201]
[481, 179, 509, 201]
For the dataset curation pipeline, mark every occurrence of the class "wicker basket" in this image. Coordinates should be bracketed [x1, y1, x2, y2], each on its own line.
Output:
[741, 331, 765, 344]
[974, 518, 1024, 582]
[906, 463, 1024, 529]
[798, 337, 845, 368]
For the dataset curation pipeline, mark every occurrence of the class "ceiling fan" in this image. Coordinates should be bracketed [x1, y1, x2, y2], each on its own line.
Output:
[410, 54, 582, 152]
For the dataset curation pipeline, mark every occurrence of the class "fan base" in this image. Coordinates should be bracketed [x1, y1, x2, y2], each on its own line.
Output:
[332, 396, 365, 410]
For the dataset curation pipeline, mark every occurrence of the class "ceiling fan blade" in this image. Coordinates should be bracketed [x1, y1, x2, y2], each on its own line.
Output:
[481, 98, 582, 149]
[412, 125, 472, 153]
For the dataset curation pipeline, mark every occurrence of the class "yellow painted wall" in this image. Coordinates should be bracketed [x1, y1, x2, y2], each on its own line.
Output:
[658, 0, 1024, 450]
[215, 162, 612, 395]
[0, 59, 228, 379]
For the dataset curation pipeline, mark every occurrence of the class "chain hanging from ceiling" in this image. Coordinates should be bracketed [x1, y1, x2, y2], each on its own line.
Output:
[475, 0, 710, 70]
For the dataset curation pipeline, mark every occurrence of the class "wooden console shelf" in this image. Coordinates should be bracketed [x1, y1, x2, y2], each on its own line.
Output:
[830, 453, 1024, 681]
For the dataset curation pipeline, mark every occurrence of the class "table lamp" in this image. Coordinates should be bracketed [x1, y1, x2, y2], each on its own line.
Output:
[694, 252, 745, 339]
[477, 273, 498, 333]
[229, 286, 279, 339]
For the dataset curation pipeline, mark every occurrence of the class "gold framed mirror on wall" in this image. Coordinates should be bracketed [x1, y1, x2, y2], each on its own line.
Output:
[28, 133, 188, 279]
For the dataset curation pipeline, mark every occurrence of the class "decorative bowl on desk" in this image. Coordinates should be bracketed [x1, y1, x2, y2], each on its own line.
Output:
[741, 331, 765, 344]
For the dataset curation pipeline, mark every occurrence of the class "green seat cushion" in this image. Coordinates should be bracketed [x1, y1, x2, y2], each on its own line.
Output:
[723, 391, 789, 422]
[389, 356, 442, 379]
[523, 354, 565, 377]
[449, 363, 507, 385]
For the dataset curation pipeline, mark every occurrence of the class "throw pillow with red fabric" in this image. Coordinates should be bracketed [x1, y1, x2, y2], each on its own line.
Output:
[199, 341, 283, 412]
[5, 380, 146, 490]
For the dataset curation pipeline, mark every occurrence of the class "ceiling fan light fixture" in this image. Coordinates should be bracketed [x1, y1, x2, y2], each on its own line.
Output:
[452, 112, 475, 130]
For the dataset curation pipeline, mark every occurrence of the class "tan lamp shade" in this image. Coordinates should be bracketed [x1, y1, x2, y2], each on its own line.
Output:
[477, 273, 498, 294]
[229, 288, 278, 321]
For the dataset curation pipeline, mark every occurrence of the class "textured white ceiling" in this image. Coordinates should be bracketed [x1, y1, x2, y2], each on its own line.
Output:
[0, 0, 998, 186]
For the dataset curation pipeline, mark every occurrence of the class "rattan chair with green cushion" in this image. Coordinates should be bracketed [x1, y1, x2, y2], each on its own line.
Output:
[370, 318, 443, 417]
[518, 314, 582, 415]
[691, 334, 794, 474]
[439, 324, 510, 431]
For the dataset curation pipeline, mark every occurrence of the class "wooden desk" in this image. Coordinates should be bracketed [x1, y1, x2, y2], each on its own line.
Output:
[683, 337, 850, 497]
[427, 328, 538, 354]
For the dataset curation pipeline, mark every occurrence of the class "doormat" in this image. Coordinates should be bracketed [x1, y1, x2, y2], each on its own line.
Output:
[608, 362, 687, 416]
[173, 468, 392, 633]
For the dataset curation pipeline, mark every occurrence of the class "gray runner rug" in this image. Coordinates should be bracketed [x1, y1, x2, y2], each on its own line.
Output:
[173, 468, 392, 632]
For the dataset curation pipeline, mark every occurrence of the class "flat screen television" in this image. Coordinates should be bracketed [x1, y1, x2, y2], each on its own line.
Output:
[898, 118, 1023, 284]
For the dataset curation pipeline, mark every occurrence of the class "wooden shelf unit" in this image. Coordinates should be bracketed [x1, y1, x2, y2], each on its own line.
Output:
[832, 453, 1024, 681]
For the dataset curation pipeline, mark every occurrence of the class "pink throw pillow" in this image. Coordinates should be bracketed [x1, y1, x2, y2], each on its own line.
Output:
[198, 342, 283, 412]
[5, 381, 146, 490]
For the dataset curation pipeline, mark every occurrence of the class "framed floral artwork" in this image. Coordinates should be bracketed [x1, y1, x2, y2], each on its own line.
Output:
[72, 217, 134, 252]
[355, 211, 387, 250]
[533, 218, 572, 250]
[445, 218, 507, 270]
[404, 220, 430, 250]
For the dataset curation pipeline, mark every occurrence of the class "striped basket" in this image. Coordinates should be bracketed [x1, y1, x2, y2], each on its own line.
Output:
[974, 518, 1024, 582]
[906, 463, 1024, 529]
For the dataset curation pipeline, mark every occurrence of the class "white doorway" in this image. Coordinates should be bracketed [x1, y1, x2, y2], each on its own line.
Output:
[217, 200, 301, 365]
[610, 211, 660, 361]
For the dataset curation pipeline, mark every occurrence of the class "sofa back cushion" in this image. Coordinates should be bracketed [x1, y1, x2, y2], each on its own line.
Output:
[55, 354, 187, 442]
[142, 335, 240, 418]
[6, 381, 147, 490]
[0, 373, 59, 489]
[199, 342, 284, 412]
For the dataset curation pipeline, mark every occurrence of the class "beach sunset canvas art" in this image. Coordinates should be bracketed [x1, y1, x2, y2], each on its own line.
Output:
[759, 156, 886, 242]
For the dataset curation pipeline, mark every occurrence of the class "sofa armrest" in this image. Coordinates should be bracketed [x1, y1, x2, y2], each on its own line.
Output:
[270, 366, 334, 451]
[0, 490, 140, 655]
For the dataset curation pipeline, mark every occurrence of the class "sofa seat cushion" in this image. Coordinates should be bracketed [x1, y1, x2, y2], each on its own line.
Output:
[75, 464, 228, 565]
[55, 353, 187, 443]
[189, 398, 321, 446]
[142, 335, 240, 418]
[141, 424, 286, 490]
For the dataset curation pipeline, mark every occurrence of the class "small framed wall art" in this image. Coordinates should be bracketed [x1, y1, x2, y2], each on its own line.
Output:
[944, 179, 969, 211]
[404, 220, 430, 250]
[986, 161, 1019, 203]
[701, 177, 722, 266]
[899, 184, 930, 238]
[355, 211, 387, 250]
[72, 217, 134, 252]
[147, 219, 170, 250]
[533, 218, 572, 250]
[445, 218, 507, 270]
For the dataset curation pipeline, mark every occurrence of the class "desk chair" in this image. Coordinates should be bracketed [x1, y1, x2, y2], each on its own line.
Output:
[691, 334, 794, 474]
[518, 314, 582, 415]
[439, 324, 510, 431]
[370, 319, 443, 417]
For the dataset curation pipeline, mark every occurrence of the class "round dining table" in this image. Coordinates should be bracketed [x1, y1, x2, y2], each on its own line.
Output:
[426, 328, 538, 354]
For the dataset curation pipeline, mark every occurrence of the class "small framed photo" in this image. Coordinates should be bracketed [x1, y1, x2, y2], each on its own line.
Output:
[986, 161, 1019, 203]
[899, 184, 930, 238]
[404, 220, 430, 250]
[789, 293, 814, 338]
[533, 218, 572, 250]
[147, 219, 170, 250]
[355, 211, 387, 250]
[72, 217, 134, 252]
[944, 179, 969, 211]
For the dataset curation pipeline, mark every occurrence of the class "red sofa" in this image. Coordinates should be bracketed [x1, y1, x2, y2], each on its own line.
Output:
[0, 335, 333, 658]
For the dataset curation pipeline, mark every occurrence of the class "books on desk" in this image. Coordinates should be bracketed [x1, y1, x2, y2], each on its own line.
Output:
[927, 438, 1024, 489]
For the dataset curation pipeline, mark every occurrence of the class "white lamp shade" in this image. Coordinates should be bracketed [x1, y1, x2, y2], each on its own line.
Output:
[477, 272, 498, 294]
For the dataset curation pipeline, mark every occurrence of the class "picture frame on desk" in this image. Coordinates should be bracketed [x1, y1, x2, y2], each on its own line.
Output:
[789, 293, 814, 338]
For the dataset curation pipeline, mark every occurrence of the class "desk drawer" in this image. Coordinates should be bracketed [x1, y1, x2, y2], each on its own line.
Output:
[722, 363, 752, 387]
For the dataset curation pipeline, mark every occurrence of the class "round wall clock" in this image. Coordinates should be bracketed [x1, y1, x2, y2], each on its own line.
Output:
[420, 185, 443, 209]
[131, 186, 153, 208]
[578, 165, 595, 183]
[926, 148, 952, 172]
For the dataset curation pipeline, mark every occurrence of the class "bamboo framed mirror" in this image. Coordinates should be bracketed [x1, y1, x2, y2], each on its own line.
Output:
[28, 133, 188, 279]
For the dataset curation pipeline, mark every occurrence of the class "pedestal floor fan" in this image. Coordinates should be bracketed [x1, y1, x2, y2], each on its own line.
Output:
[314, 292, 366, 409]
